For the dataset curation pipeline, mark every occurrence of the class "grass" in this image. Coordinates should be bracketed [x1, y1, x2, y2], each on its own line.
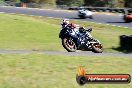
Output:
[0, 13, 61, 51]
[0, 13, 132, 88]
[0, 13, 132, 52]
[0, 54, 131, 88]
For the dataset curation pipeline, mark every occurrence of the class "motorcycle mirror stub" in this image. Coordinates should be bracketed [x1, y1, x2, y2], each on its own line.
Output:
[88, 28, 92, 32]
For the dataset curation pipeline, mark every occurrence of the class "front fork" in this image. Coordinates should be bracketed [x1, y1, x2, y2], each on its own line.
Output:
[86, 38, 101, 49]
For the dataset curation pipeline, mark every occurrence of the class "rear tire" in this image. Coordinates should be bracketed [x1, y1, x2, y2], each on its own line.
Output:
[124, 16, 131, 23]
[78, 15, 86, 19]
[62, 38, 77, 52]
[125, 19, 130, 23]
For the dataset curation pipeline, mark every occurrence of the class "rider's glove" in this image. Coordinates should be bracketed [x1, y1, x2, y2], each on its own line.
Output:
[79, 27, 86, 33]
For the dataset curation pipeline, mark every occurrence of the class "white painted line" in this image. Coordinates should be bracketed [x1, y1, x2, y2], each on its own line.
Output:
[9, 13, 15, 14]
[47, 17, 61, 20]
[90, 22, 95, 23]
[20, 13, 25, 15]
[107, 14, 111, 15]
[38, 16, 43, 18]
[98, 23, 102, 24]
[106, 24, 110, 25]
[48, 17, 54, 18]
[75, 20, 132, 29]
[112, 25, 116, 27]
[124, 27, 129, 29]
[0, 11, 131, 29]
[29, 15, 35, 16]
[0, 12, 5, 13]
[1, 6, 74, 13]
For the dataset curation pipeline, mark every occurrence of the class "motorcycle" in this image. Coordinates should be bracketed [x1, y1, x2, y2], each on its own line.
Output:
[59, 24, 103, 53]
[78, 9, 93, 19]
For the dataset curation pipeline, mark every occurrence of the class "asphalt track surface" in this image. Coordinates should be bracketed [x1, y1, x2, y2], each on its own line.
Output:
[0, 50, 131, 58]
[0, 6, 131, 56]
[0, 6, 132, 28]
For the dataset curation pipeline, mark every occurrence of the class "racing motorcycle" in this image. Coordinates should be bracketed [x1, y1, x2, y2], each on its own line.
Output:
[59, 25, 103, 53]
[78, 9, 93, 19]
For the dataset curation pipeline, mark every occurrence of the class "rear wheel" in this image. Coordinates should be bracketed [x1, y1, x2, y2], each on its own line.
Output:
[78, 15, 86, 19]
[125, 19, 130, 23]
[92, 43, 103, 53]
[124, 16, 131, 23]
[62, 38, 77, 52]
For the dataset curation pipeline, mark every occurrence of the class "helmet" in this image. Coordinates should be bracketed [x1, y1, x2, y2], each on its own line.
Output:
[63, 19, 70, 25]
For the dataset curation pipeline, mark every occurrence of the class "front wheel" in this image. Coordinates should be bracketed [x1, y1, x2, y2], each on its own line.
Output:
[89, 15, 93, 19]
[62, 37, 77, 52]
[92, 43, 103, 53]
[78, 15, 86, 19]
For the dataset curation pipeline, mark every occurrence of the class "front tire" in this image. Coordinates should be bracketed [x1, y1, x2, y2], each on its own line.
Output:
[92, 43, 103, 53]
[89, 15, 93, 19]
[78, 15, 86, 19]
[62, 38, 77, 52]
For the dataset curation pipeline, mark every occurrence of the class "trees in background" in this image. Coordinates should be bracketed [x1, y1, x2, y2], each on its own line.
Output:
[84, 0, 125, 8]
[117, 0, 125, 7]
[56, 0, 84, 6]
[3, 0, 132, 8]
[84, 0, 108, 7]
[29, 0, 56, 5]
[125, 0, 132, 7]
[20, 0, 56, 5]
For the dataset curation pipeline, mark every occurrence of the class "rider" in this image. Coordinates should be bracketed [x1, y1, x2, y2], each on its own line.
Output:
[61, 19, 91, 46]
[61, 19, 86, 37]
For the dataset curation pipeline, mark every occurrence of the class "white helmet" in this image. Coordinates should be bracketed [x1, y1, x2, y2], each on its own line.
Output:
[63, 19, 70, 24]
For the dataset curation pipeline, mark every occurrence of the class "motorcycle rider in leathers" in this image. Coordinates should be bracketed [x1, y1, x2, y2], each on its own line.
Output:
[62, 19, 85, 35]
[61, 19, 93, 46]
